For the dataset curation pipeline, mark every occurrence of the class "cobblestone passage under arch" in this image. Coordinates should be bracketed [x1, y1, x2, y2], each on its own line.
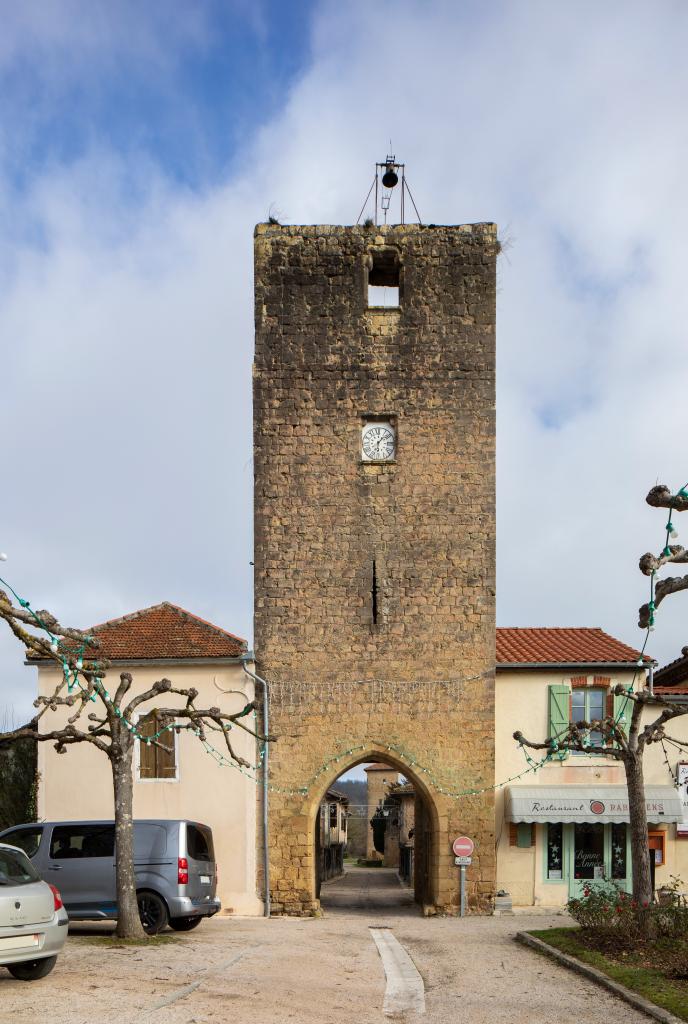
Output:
[319, 866, 416, 914]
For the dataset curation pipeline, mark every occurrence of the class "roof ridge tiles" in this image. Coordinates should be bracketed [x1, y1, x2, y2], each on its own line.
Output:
[89, 601, 247, 647]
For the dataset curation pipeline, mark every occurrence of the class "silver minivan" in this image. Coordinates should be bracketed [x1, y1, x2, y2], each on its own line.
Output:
[0, 820, 220, 935]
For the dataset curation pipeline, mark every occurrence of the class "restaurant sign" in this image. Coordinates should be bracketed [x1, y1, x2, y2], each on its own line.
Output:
[506, 785, 684, 824]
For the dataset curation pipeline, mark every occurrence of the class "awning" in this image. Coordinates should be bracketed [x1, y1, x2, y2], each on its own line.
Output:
[505, 785, 683, 824]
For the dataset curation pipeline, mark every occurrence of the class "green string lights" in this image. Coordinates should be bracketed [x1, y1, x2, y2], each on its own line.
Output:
[0, 572, 256, 750]
[5, 478, 687, 801]
[0, 572, 97, 699]
[199, 731, 556, 800]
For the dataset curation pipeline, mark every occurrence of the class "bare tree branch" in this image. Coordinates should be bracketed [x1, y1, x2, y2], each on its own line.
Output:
[639, 545, 688, 575]
[646, 485, 688, 513]
[639, 574, 688, 627]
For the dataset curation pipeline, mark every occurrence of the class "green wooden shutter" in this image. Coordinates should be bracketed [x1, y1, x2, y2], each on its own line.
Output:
[516, 822, 533, 848]
[613, 691, 630, 740]
[548, 684, 571, 760]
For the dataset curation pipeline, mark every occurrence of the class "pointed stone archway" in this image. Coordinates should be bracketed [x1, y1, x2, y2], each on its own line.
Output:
[261, 726, 495, 916]
[307, 749, 440, 910]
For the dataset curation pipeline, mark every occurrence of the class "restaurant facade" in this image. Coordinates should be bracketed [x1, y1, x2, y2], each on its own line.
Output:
[495, 628, 686, 906]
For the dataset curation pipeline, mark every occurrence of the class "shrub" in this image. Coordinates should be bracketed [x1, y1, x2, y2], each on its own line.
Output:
[567, 876, 688, 939]
[567, 878, 638, 933]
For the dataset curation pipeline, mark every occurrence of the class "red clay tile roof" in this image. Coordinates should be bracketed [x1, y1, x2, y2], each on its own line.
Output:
[655, 686, 688, 696]
[496, 627, 644, 666]
[31, 602, 246, 662]
[653, 648, 688, 688]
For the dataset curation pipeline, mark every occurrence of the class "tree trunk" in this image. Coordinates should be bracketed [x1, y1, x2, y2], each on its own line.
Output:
[111, 743, 146, 939]
[624, 751, 654, 932]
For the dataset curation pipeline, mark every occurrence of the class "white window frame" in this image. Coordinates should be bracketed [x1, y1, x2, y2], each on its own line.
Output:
[571, 687, 607, 750]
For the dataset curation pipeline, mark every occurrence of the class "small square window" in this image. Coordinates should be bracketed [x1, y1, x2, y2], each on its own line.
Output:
[367, 250, 401, 307]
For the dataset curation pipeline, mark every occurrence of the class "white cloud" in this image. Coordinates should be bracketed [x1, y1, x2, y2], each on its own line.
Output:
[2, 0, 688, 722]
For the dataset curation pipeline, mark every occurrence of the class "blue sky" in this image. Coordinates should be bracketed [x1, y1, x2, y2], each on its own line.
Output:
[1, 2, 316, 193]
[2, 0, 688, 732]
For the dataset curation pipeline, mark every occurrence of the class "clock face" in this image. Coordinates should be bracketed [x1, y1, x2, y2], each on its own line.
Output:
[362, 422, 395, 461]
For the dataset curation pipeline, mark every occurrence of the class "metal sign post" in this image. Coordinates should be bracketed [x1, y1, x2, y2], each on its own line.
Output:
[452, 837, 475, 918]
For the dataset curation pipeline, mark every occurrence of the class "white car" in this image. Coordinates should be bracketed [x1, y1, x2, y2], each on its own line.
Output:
[0, 842, 68, 980]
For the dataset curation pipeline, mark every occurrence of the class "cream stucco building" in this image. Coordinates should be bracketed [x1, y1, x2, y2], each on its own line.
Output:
[496, 627, 687, 907]
[29, 611, 688, 915]
[31, 602, 263, 917]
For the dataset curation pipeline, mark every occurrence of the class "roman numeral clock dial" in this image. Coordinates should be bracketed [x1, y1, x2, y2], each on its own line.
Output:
[362, 422, 395, 462]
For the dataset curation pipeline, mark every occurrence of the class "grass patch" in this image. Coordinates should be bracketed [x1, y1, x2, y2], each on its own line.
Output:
[69, 933, 180, 947]
[529, 927, 688, 1021]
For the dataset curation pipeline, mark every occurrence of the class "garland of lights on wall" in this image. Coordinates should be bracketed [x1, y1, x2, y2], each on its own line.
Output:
[2, 482, 687, 797]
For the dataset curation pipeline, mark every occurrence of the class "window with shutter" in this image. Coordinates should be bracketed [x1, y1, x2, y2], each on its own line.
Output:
[613, 690, 630, 739]
[548, 684, 571, 760]
[137, 711, 178, 781]
[509, 823, 536, 847]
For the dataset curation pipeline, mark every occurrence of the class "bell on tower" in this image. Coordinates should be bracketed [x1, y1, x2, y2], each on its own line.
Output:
[356, 152, 421, 226]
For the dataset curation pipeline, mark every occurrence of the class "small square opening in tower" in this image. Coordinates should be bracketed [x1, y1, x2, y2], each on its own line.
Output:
[367, 250, 401, 308]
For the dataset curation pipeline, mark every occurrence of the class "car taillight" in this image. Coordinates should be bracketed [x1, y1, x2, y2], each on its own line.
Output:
[178, 857, 189, 885]
[49, 884, 63, 911]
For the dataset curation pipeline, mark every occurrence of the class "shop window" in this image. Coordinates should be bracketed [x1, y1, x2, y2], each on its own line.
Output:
[546, 823, 563, 879]
[611, 823, 627, 879]
[648, 830, 666, 867]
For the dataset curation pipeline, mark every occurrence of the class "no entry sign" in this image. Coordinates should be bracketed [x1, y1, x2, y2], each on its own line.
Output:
[452, 835, 474, 858]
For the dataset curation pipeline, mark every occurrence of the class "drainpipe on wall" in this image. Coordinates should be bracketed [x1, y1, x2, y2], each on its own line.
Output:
[648, 660, 657, 697]
[241, 654, 271, 918]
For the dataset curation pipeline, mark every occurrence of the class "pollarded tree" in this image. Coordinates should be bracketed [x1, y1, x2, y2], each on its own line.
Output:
[515, 483, 688, 921]
[0, 585, 268, 939]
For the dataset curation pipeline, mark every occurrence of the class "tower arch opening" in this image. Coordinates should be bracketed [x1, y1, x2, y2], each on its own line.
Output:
[307, 749, 440, 913]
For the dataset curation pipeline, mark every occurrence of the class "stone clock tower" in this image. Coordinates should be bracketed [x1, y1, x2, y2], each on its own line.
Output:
[253, 222, 497, 914]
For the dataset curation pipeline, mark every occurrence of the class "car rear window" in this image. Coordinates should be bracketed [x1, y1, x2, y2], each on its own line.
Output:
[0, 847, 40, 885]
[0, 828, 43, 858]
[50, 825, 115, 859]
[186, 824, 214, 862]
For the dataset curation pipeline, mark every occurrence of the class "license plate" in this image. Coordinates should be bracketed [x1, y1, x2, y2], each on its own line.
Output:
[0, 934, 40, 950]
[200, 875, 211, 885]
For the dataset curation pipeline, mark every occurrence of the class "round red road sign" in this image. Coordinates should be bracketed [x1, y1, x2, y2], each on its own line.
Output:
[452, 835, 474, 857]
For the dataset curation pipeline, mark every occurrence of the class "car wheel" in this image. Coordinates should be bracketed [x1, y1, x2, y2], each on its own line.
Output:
[137, 891, 169, 935]
[169, 915, 203, 931]
[7, 956, 58, 981]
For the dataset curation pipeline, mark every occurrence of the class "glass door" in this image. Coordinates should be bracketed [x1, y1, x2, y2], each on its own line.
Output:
[567, 822, 631, 897]
[570, 823, 605, 898]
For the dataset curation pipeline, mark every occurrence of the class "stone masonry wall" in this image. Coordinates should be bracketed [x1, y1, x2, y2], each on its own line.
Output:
[365, 764, 399, 860]
[253, 223, 497, 914]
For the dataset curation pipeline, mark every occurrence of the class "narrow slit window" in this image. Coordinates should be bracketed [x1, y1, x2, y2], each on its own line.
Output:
[372, 559, 379, 624]
[367, 251, 400, 307]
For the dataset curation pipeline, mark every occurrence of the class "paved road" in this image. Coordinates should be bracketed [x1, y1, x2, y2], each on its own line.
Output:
[2, 867, 652, 1024]
[320, 865, 415, 914]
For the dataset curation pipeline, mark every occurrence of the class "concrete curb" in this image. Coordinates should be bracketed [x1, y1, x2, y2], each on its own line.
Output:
[516, 931, 683, 1024]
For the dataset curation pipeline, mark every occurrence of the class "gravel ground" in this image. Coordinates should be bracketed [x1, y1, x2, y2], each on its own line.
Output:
[2, 868, 652, 1024]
